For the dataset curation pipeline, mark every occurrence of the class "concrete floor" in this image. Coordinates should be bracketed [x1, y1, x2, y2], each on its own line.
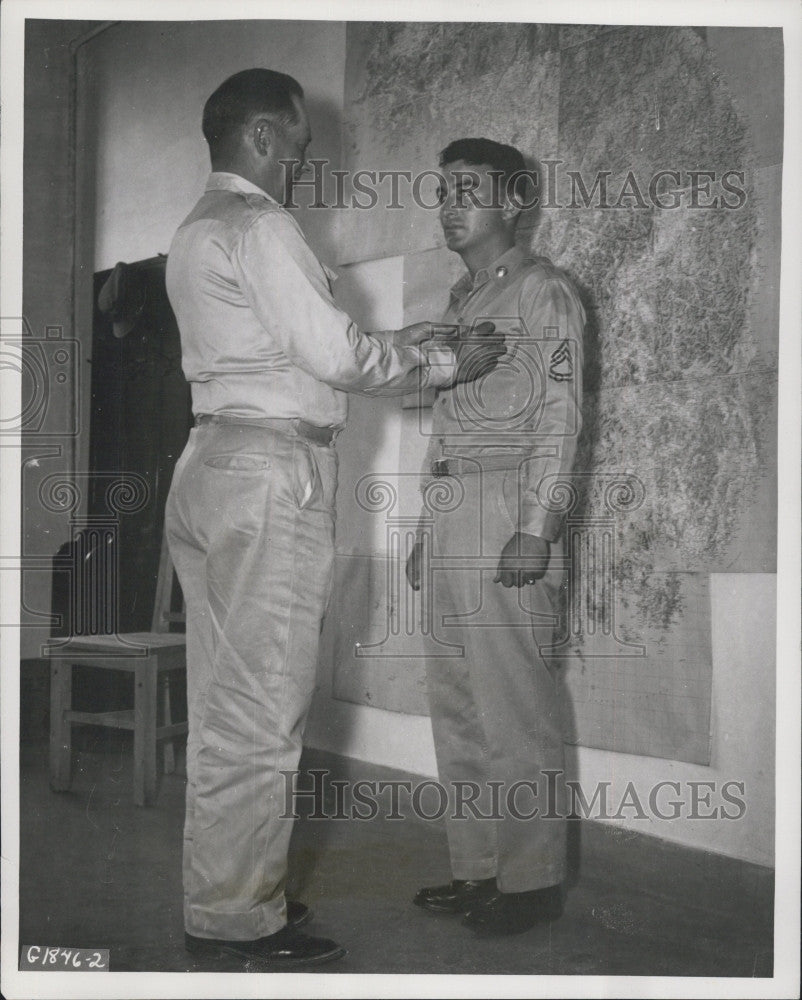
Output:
[17, 734, 774, 978]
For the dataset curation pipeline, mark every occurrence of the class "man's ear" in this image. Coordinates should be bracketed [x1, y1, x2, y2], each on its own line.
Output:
[252, 117, 273, 157]
[501, 197, 522, 226]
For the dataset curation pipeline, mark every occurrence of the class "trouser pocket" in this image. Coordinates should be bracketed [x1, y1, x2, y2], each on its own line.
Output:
[293, 440, 319, 510]
[197, 424, 322, 511]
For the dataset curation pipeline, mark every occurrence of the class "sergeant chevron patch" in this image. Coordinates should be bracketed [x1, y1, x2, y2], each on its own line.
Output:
[549, 340, 574, 381]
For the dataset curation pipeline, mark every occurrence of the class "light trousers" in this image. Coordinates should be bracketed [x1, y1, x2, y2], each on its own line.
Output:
[165, 421, 337, 939]
[425, 469, 566, 892]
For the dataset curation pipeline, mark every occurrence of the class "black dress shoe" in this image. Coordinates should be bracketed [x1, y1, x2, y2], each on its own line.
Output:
[463, 885, 563, 935]
[185, 925, 346, 968]
[287, 900, 311, 928]
[413, 877, 497, 914]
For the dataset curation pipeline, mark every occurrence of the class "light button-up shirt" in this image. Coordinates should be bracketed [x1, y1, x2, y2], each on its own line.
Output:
[166, 172, 456, 427]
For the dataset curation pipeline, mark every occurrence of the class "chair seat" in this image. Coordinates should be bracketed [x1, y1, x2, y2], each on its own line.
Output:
[52, 632, 186, 654]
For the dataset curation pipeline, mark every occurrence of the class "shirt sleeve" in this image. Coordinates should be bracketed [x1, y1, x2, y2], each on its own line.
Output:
[232, 209, 456, 395]
[516, 273, 585, 541]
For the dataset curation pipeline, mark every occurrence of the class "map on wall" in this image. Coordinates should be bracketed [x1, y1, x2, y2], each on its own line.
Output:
[329, 22, 779, 765]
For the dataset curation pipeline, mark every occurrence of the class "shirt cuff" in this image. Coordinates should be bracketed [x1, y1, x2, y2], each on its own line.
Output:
[519, 498, 565, 543]
[420, 343, 457, 387]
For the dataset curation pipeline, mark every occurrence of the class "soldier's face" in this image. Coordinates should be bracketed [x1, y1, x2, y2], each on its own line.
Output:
[438, 160, 508, 255]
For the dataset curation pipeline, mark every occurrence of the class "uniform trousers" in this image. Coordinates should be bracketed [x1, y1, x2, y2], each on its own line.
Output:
[425, 468, 566, 892]
[165, 420, 337, 939]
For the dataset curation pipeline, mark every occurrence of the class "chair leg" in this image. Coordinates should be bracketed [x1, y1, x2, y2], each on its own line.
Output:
[160, 673, 176, 775]
[134, 658, 158, 806]
[49, 659, 73, 791]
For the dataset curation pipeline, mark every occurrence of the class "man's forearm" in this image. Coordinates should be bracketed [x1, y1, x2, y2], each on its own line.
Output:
[354, 340, 456, 397]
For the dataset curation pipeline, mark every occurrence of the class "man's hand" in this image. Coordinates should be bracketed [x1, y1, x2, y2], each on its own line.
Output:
[405, 540, 424, 591]
[392, 322, 463, 350]
[449, 320, 505, 385]
[493, 532, 550, 588]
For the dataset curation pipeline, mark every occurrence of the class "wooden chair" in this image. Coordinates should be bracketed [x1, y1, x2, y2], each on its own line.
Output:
[48, 531, 188, 806]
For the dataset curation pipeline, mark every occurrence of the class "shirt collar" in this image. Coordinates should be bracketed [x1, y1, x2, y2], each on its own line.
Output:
[206, 171, 279, 204]
[205, 171, 336, 280]
[450, 244, 526, 299]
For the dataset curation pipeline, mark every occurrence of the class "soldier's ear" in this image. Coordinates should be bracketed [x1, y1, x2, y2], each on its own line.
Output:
[501, 196, 522, 225]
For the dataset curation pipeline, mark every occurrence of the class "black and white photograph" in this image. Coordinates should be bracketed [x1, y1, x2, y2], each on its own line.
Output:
[1, 1, 799, 997]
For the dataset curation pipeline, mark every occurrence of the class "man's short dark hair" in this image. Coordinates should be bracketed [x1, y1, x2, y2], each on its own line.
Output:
[203, 69, 304, 160]
[439, 137, 530, 207]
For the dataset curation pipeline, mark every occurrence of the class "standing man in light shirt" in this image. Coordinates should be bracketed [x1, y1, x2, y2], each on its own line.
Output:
[407, 138, 585, 936]
[164, 71, 504, 970]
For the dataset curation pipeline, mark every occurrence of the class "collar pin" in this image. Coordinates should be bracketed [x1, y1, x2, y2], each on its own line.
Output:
[495, 265, 508, 278]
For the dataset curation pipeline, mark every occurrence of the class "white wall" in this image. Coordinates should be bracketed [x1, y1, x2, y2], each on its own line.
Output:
[87, 19, 346, 270]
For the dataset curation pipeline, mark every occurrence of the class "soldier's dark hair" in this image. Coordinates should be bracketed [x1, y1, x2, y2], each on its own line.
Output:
[202, 69, 304, 161]
[439, 137, 531, 208]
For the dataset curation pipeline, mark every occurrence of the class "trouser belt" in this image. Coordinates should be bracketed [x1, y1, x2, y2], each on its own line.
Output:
[194, 413, 337, 447]
[431, 455, 527, 477]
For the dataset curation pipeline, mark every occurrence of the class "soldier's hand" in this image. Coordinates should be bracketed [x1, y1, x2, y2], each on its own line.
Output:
[493, 532, 550, 588]
[405, 540, 424, 591]
[393, 322, 465, 349]
[450, 321, 505, 385]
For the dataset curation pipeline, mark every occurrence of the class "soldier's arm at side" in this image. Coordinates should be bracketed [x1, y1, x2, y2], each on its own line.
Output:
[494, 273, 585, 587]
[515, 272, 585, 542]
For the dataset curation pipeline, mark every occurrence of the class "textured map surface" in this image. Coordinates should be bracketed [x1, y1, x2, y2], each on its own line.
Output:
[330, 23, 779, 764]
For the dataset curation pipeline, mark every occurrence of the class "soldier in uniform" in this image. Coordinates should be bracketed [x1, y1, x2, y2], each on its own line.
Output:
[407, 138, 585, 935]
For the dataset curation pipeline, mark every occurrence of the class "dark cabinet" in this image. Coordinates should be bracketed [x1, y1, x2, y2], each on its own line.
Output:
[87, 255, 191, 633]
